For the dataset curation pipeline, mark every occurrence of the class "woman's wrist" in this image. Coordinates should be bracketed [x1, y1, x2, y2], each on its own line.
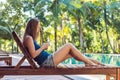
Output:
[40, 47, 44, 51]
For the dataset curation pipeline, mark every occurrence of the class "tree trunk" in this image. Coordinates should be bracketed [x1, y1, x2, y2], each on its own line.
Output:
[54, 22, 57, 51]
[104, 1, 116, 54]
[77, 14, 85, 53]
[17, 31, 19, 54]
[99, 31, 104, 54]
[12, 38, 14, 54]
[40, 27, 44, 44]
[60, 19, 65, 45]
[5, 40, 6, 52]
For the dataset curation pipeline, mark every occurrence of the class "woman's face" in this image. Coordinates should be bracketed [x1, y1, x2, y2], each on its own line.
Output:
[37, 22, 41, 33]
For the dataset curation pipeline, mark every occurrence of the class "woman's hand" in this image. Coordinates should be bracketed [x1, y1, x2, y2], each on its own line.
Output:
[41, 43, 49, 50]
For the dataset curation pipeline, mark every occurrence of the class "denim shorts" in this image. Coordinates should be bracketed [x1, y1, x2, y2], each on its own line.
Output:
[41, 55, 55, 67]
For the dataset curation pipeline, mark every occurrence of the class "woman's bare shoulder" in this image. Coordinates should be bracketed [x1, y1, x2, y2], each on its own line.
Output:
[23, 35, 33, 45]
[25, 35, 32, 41]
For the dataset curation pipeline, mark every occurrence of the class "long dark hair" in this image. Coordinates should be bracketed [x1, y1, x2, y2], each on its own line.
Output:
[23, 18, 39, 41]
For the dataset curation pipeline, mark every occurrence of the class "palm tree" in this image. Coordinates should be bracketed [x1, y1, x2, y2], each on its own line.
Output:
[62, 0, 86, 52]
[103, 1, 119, 54]
[0, 0, 25, 53]
[23, 0, 52, 44]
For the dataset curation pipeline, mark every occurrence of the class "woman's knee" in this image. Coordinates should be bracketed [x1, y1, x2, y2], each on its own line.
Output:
[65, 43, 73, 48]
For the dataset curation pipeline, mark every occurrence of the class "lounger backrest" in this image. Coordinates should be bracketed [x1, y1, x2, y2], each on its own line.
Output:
[12, 31, 37, 68]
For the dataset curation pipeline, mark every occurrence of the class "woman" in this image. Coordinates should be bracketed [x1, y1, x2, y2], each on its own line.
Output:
[23, 18, 103, 67]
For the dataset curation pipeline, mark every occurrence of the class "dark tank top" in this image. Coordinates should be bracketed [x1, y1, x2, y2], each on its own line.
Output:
[33, 40, 50, 65]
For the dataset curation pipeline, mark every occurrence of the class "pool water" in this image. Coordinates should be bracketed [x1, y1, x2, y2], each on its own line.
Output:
[63, 53, 120, 67]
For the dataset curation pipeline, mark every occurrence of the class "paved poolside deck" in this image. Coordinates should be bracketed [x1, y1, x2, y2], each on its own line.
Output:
[0, 54, 107, 80]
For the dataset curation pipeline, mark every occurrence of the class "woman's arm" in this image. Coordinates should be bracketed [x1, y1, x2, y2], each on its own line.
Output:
[24, 36, 49, 58]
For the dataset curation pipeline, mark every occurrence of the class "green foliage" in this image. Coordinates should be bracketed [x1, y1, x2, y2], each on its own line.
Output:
[0, 25, 11, 40]
[0, 0, 120, 54]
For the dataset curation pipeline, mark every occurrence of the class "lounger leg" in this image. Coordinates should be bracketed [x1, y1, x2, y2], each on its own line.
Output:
[15, 56, 26, 69]
[0, 75, 4, 78]
[116, 68, 120, 80]
[112, 74, 116, 80]
[6, 57, 12, 66]
[106, 74, 117, 80]
[8, 57, 12, 65]
[106, 75, 110, 80]
[110, 74, 116, 80]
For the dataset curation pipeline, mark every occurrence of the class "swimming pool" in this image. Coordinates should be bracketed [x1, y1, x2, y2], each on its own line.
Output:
[63, 53, 120, 67]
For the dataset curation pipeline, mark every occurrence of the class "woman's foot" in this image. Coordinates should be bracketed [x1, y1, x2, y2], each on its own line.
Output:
[84, 60, 98, 67]
[85, 63, 104, 67]
[90, 59, 105, 66]
[85, 60, 105, 67]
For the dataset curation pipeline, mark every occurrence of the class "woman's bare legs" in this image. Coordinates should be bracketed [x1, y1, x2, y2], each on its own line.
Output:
[53, 43, 96, 66]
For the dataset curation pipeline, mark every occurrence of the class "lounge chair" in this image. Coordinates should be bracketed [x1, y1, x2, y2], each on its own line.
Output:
[0, 31, 119, 80]
[0, 49, 9, 56]
[0, 50, 12, 66]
